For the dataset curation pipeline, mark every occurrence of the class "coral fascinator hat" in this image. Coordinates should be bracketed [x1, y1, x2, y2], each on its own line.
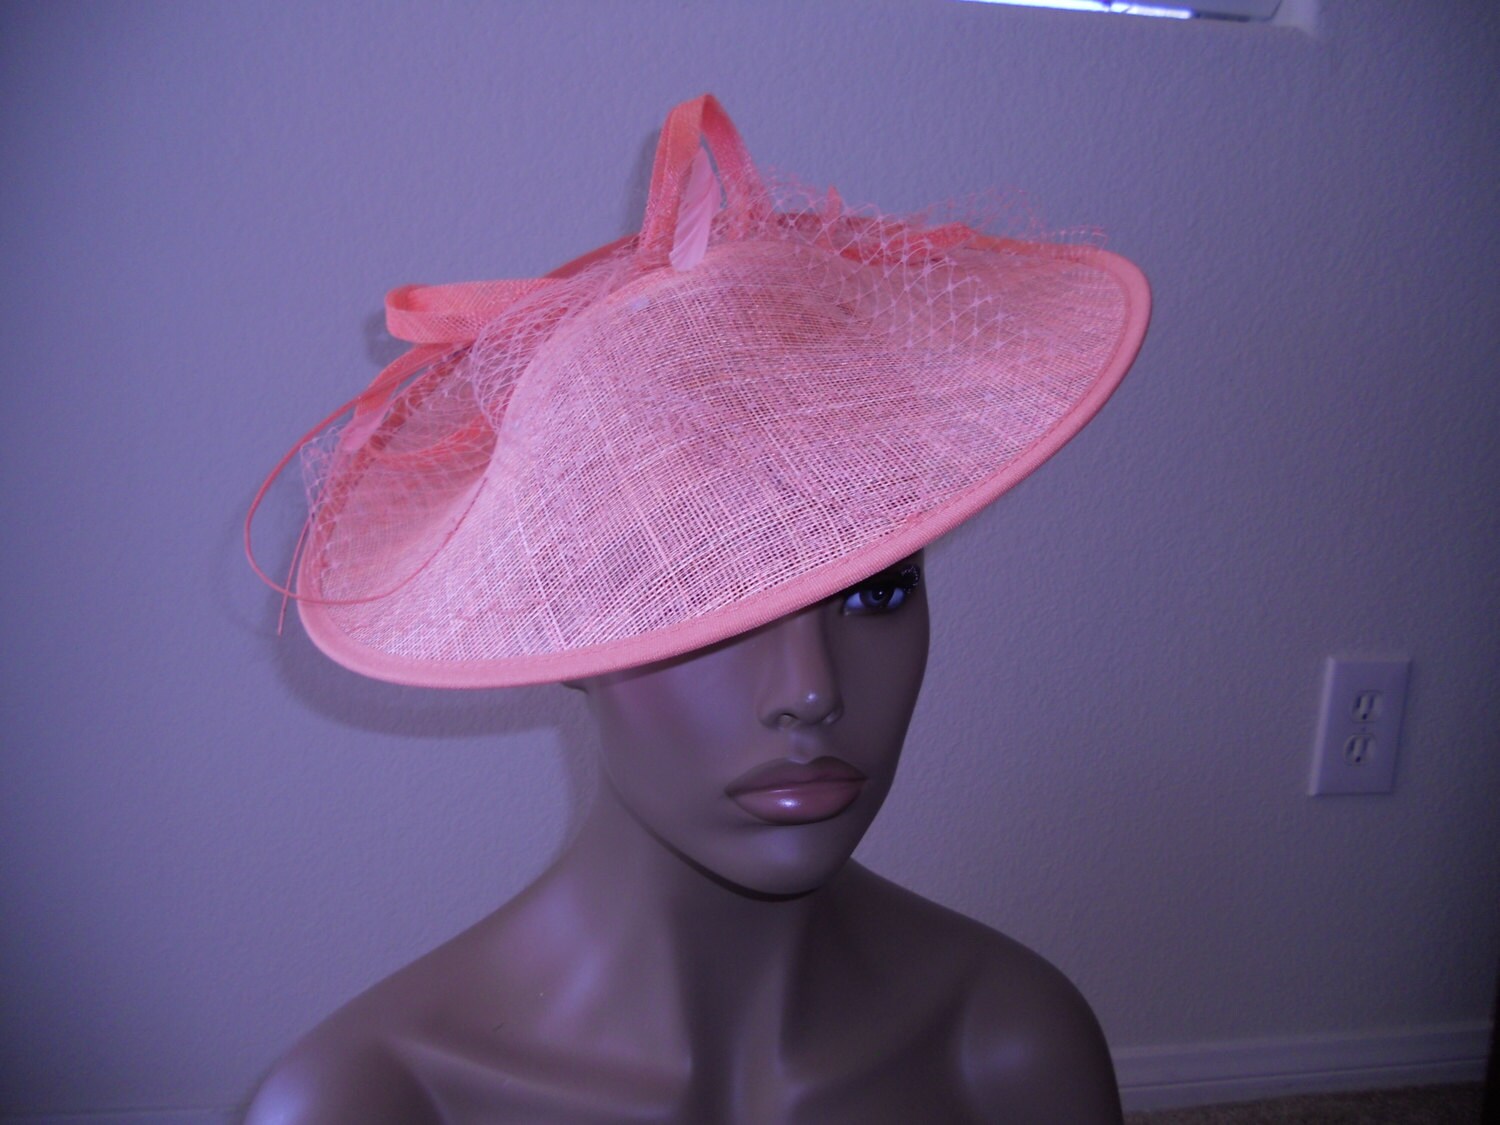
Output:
[248, 95, 1150, 688]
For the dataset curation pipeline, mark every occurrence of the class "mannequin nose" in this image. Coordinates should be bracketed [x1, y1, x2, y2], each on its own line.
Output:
[757, 607, 844, 729]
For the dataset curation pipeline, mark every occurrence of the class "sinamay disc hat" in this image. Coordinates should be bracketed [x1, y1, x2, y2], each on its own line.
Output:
[249, 95, 1151, 687]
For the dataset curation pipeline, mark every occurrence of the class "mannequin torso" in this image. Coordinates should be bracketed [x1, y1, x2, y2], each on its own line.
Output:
[248, 863, 1117, 1124]
[246, 560, 1121, 1123]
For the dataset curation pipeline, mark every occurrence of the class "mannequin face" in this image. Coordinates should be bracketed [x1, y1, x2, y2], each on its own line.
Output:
[580, 555, 929, 896]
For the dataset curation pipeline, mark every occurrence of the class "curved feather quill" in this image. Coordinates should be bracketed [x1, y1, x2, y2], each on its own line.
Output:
[669, 148, 720, 272]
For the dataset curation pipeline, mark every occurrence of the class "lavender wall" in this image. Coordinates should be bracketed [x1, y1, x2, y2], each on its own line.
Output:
[3, 1, 1496, 1119]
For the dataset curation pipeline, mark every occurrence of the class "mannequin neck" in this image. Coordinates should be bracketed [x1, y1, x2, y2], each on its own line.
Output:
[502, 784, 858, 1057]
[563, 784, 834, 960]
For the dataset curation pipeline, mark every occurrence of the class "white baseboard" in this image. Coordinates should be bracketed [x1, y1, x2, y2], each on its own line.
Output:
[1115, 1021, 1491, 1112]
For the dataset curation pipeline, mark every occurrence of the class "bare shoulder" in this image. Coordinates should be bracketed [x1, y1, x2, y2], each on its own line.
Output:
[241, 928, 490, 1125]
[955, 924, 1121, 1123]
[841, 866, 1121, 1123]
[243, 1016, 442, 1125]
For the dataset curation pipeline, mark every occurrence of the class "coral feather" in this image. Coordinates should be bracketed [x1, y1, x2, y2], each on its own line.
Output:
[669, 148, 720, 272]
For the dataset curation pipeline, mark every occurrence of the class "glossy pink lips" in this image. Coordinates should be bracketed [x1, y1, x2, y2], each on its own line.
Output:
[725, 756, 868, 825]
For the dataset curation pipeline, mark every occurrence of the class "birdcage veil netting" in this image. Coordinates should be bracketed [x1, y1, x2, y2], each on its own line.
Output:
[257, 95, 1149, 687]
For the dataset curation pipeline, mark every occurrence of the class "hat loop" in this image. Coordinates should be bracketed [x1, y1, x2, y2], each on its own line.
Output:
[638, 93, 771, 267]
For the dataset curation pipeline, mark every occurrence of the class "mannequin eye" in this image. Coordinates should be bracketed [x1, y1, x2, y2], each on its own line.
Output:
[840, 564, 922, 616]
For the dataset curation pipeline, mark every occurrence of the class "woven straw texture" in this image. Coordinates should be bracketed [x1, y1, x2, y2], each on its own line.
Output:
[270, 96, 1150, 687]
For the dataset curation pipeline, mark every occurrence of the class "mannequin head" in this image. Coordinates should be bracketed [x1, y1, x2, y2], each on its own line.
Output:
[577, 555, 929, 897]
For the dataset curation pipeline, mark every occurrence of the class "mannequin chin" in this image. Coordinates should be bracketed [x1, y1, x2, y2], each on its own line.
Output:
[577, 555, 928, 898]
[245, 553, 1123, 1124]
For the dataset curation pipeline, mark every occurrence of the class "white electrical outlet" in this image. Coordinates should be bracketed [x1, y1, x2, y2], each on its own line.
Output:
[1309, 657, 1410, 796]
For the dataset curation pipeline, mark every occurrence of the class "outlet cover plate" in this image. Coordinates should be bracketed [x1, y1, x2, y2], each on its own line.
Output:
[1309, 657, 1409, 796]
